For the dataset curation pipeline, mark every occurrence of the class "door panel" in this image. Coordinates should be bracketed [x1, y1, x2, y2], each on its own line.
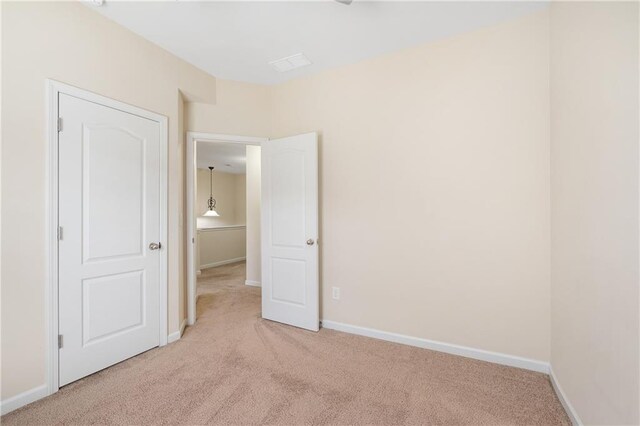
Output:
[58, 93, 161, 386]
[82, 125, 145, 262]
[271, 150, 306, 247]
[82, 270, 145, 345]
[271, 258, 307, 305]
[261, 132, 319, 331]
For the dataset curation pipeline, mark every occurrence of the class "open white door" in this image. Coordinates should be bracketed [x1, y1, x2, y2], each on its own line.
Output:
[261, 132, 319, 331]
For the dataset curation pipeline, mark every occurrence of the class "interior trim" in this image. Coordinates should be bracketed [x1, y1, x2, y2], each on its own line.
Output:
[549, 366, 582, 425]
[197, 225, 246, 232]
[320, 319, 549, 373]
[200, 257, 247, 270]
[0, 385, 49, 416]
[168, 319, 188, 344]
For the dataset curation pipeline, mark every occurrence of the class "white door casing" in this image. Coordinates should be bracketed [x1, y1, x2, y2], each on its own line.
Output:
[261, 132, 319, 331]
[58, 93, 164, 386]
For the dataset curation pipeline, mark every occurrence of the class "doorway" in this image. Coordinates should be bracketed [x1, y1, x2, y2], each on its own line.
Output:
[195, 140, 260, 309]
[186, 131, 320, 331]
[186, 133, 265, 326]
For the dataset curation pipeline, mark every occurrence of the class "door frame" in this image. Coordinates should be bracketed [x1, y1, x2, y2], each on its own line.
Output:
[185, 132, 267, 326]
[46, 80, 169, 396]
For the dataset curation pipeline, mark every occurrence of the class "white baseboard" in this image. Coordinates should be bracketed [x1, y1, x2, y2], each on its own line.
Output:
[168, 318, 187, 344]
[549, 366, 582, 425]
[200, 257, 246, 270]
[245, 280, 261, 287]
[1, 384, 49, 415]
[320, 320, 549, 373]
[168, 330, 180, 343]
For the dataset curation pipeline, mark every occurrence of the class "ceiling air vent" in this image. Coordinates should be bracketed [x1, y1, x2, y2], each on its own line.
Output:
[269, 53, 312, 73]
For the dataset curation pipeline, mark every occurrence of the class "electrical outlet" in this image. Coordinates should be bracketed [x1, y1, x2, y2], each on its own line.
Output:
[332, 287, 340, 300]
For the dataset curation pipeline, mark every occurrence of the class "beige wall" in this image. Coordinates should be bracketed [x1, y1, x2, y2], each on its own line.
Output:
[550, 2, 639, 424]
[246, 146, 262, 285]
[0, 1, 217, 400]
[196, 169, 246, 229]
[270, 11, 551, 362]
[185, 79, 272, 137]
[198, 228, 246, 269]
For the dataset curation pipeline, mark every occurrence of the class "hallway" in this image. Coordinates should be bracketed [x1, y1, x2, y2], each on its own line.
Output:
[198, 260, 249, 298]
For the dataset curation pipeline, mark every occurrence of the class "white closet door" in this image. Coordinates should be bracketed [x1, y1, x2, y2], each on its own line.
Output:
[58, 93, 162, 386]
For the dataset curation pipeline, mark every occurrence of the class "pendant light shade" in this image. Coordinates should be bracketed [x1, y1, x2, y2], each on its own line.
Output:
[203, 166, 220, 217]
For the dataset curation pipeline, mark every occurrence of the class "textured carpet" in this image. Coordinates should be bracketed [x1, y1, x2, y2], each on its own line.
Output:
[3, 261, 569, 425]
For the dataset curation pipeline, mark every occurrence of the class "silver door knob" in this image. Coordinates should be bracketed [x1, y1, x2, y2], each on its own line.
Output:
[149, 242, 161, 250]
[306, 239, 315, 246]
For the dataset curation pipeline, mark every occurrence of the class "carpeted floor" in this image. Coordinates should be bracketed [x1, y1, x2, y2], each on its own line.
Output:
[3, 261, 569, 425]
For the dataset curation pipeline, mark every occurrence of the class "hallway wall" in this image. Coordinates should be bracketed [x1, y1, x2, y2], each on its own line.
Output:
[198, 227, 247, 269]
[196, 169, 246, 229]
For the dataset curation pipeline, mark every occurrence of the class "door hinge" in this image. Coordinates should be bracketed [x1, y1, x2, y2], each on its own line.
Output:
[58, 334, 63, 349]
[58, 226, 63, 241]
[57, 117, 63, 132]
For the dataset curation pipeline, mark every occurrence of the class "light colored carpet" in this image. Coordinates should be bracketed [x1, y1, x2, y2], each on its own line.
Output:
[3, 261, 569, 425]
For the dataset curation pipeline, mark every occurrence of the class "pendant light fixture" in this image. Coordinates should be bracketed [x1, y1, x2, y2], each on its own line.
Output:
[203, 166, 220, 217]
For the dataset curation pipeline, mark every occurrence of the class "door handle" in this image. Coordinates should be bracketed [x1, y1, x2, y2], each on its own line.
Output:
[306, 239, 315, 246]
[149, 242, 162, 250]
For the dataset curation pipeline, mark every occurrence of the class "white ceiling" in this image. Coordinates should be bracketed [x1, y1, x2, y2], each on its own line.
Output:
[197, 141, 247, 174]
[89, 1, 547, 85]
